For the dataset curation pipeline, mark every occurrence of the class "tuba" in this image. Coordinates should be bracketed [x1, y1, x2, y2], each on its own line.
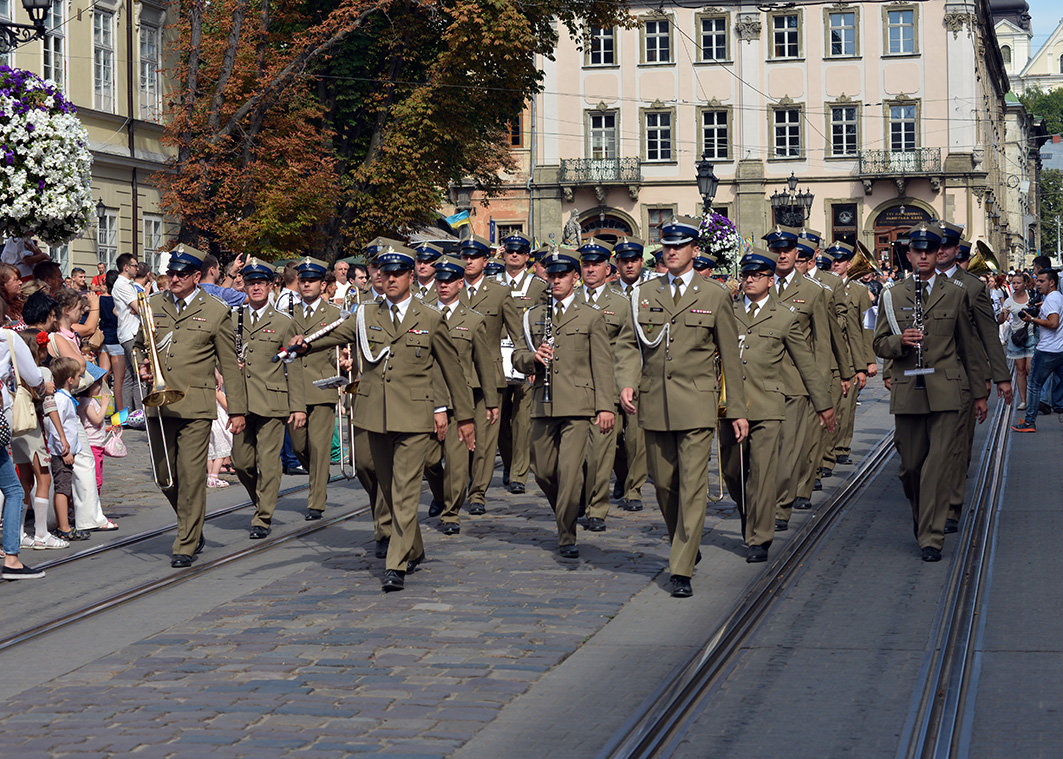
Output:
[968, 240, 1000, 275]
[849, 239, 884, 281]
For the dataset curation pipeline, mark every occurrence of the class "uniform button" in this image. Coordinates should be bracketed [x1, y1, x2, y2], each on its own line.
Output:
[743, 360, 748, 364]
[671, 318, 676, 325]
[386, 377, 391, 382]
[666, 374, 672, 379]
[174, 324, 180, 329]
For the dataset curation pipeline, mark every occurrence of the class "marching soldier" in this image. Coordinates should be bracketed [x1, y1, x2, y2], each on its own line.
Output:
[761, 225, 831, 528]
[423, 255, 499, 534]
[932, 221, 1011, 533]
[497, 232, 546, 495]
[575, 237, 640, 531]
[136, 246, 247, 567]
[722, 249, 834, 562]
[412, 242, 443, 301]
[459, 234, 522, 514]
[513, 250, 616, 557]
[621, 216, 748, 598]
[873, 223, 988, 560]
[305, 246, 476, 591]
[612, 237, 650, 510]
[230, 258, 307, 538]
[288, 256, 343, 521]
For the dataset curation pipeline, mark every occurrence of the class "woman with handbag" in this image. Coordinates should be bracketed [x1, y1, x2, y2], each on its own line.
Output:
[1000, 272, 1037, 410]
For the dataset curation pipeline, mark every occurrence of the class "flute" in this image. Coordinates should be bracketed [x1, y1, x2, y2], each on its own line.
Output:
[272, 316, 347, 363]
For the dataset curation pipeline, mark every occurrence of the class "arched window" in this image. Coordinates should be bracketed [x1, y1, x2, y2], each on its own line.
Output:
[1001, 45, 1011, 64]
[1059, 52, 1063, 73]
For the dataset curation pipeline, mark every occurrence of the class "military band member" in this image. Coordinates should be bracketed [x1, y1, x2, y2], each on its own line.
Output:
[485, 255, 505, 277]
[722, 249, 834, 562]
[230, 258, 307, 538]
[412, 243, 443, 301]
[575, 237, 639, 531]
[497, 232, 546, 495]
[513, 250, 616, 557]
[460, 234, 522, 514]
[306, 246, 476, 591]
[621, 216, 748, 598]
[873, 224, 988, 561]
[761, 226, 831, 527]
[136, 246, 247, 567]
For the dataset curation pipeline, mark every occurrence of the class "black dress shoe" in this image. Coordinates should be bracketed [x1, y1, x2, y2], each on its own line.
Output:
[669, 575, 692, 598]
[820, 468, 833, 478]
[944, 518, 959, 535]
[171, 554, 193, 568]
[559, 544, 579, 559]
[509, 482, 525, 494]
[375, 538, 390, 559]
[622, 499, 643, 512]
[746, 544, 768, 563]
[774, 519, 789, 532]
[836, 454, 850, 465]
[502, 470, 511, 488]
[407, 554, 424, 572]
[612, 482, 624, 499]
[428, 500, 444, 518]
[813, 478, 822, 491]
[467, 502, 486, 515]
[249, 525, 270, 539]
[194, 535, 205, 554]
[793, 497, 812, 510]
[442, 522, 460, 536]
[285, 465, 309, 475]
[584, 517, 606, 532]
[921, 546, 942, 562]
[304, 509, 323, 521]
[381, 569, 405, 592]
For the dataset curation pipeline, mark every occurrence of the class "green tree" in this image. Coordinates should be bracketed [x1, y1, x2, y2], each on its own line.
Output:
[1042, 168, 1063, 257]
[1019, 87, 1063, 136]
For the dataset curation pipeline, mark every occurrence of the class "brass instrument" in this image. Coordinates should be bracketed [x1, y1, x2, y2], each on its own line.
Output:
[968, 240, 1000, 275]
[135, 290, 185, 490]
[849, 239, 885, 281]
[334, 286, 361, 480]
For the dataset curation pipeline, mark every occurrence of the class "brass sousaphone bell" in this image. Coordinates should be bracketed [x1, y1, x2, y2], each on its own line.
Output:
[967, 240, 1000, 276]
[848, 239, 885, 281]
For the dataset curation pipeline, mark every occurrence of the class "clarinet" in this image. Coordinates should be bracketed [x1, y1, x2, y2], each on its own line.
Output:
[235, 306, 245, 365]
[542, 296, 554, 404]
[912, 278, 926, 390]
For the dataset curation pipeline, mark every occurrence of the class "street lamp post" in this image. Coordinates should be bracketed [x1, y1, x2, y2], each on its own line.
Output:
[0, 0, 52, 54]
[94, 197, 106, 264]
[769, 171, 813, 227]
[695, 150, 719, 214]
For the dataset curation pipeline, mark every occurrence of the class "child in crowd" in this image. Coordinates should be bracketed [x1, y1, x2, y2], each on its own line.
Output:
[207, 369, 232, 488]
[78, 365, 112, 495]
[44, 357, 85, 541]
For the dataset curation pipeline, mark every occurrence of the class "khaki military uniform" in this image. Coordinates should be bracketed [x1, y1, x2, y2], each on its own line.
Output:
[461, 277, 522, 508]
[289, 298, 343, 516]
[230, 305, 305, 529]
[834, 278, 874, 460]
[633, 274, 747, 578]
[424, 302, 499, 524]
[874, 277, 988, 549]
[612, 280, 649, 503]
[137, 288, 247, 557]
[413, 280, 437, 302]
[722, 295, 832, 547]
[350, 289, 386, 539]
[806, 267, 855, 476]
[576, 285, 640, 522]
[513, 298, 615, 546]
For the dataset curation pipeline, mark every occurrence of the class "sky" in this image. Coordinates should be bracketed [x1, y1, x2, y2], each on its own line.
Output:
[1024, 0, 1061, 45]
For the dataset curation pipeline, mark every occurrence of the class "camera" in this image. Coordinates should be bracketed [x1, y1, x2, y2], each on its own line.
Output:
[1021, 304, 1040, 318]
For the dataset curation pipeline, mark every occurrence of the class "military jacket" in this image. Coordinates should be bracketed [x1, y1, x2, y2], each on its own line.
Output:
[772, 273, 831, 397]
[575, 286, 641, 397]
[440, 302, 499, 409]
[291, 298, 344, 407]
[950, 267, 1008, 383]
[631, 274, 747, 431]
[413, 280, 437, 303]
[500, 270, 548, 315]
[513, 299, 615, 419]
[842, 279, 875, 369]
[807, 268, 854, 378]
[232, 305, 305, 418]
[460, 277, 523, 390]
[135, 288, 247, 420]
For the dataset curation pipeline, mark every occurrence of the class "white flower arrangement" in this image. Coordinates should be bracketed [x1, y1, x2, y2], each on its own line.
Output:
[0, 67, 93, 245]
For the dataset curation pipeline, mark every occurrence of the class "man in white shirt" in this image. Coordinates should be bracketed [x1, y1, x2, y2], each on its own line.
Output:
[112, 253, 143, 413]
[332, 259, 351, 305]
[1013, 268, 1063, 432]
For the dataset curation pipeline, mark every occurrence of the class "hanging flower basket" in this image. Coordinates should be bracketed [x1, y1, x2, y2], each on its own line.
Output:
[0, 66, 93, 245]
[698, 211, 740, 269]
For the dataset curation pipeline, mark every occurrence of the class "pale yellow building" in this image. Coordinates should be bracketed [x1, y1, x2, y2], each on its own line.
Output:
[3, 0, 176, 275]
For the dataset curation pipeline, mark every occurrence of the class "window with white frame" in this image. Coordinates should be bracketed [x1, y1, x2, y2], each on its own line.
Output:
[773, 108, 802, 157]
[140, 25, 162, 121]
[644, 111, 672, 162]
[588, 27, 615, 66]
[588, 111, 617, 160]
[700, 16, 727, 61]
[644, 19, 671, 63]
[887, 8, 915, 54]
[772, 14, 800, 58]
[48, 243, 70, 276]
[97, 208, 118, 268]
[143, 214, 165, 272]
[830, 105, 858, 156]
[94, 10, 115, 113]
[702, 110, 729, 160]
[43, 0, 65, 89]
[829, 11, 856, 56]
[889, 103, 917, 151]
[0, 0, 10, 67]
[647, 208, 673, 246]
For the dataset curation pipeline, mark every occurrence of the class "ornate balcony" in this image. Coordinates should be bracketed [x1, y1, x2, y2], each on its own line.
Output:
[858, 148, 942, 194]
[559, 157, 642, 201]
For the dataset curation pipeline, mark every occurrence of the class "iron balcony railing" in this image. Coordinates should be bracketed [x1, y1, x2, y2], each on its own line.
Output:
[559, 157, 642, 184]
[858, 147, 941, 175]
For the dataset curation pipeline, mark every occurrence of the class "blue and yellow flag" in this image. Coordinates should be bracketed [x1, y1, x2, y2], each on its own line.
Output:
[445, 210, 471, 229]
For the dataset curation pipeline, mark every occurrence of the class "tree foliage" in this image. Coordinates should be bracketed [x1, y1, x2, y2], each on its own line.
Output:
[1019, 86, 1063, 137]
[160, 0, 628, 259]
[1042, 168, 1063, 256]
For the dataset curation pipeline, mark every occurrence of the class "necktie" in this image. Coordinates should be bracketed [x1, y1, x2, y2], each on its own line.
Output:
[441, 305, 451, 320]
[391, 303, 400, 328]
[587, 288, 596, 305]
[672, 279, 682, 305]
[510, 279, 518, 289]
[175, 298, 183, 315]
[555, 302, 564, 320]
[776, 277, 783, 295]
[250, 310, 258, 327]
[747, 301, 757, 319]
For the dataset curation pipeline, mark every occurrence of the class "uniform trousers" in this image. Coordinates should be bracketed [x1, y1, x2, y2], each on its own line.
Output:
[894, 410, 960, 550]
[354, 425, 390, 541]
[289, 403, 335, 514]
[468, 387, 502, 506]
[721, 419, 782, 547]
[584, 406, 619, 520]
[947, 386, 975, 521]
[498, 382, 531, 486]
[232, 413, 285, 528]
[616, 406, 646, 502]
[150, 416, 211, 556]
[425, 434, 445, 504]
[813, 371, 843, 487]
[645, 427, 714, 577]
[775, 394, 814, 522]
[833, 378, 859, 459]
[530, 417, 591, 546]
[369, 430, 431, 572]
[428, 410, 471, 525]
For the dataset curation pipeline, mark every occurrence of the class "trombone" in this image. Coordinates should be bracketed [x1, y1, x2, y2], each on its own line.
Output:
[334, 286, 362, 479]
[135, 290, 185, 489]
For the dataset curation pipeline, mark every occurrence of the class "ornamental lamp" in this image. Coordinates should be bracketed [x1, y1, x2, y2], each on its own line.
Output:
[695, 150, 719, 213]
[786, 172, 799, 193]
[22, 0, 50, 30]
[95, 198, 106, 223]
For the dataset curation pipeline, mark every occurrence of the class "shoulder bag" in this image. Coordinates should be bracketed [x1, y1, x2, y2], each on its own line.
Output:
[5, 330, 38, 436]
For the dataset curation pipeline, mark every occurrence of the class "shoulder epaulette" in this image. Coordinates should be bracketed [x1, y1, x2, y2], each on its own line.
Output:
[949, 277, 966, 288]
[203, 291, 227, 307]
[420, 301, 441, 314]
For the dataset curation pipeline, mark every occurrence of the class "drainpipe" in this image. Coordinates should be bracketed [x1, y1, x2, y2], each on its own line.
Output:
[127, 0, 138, 259]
